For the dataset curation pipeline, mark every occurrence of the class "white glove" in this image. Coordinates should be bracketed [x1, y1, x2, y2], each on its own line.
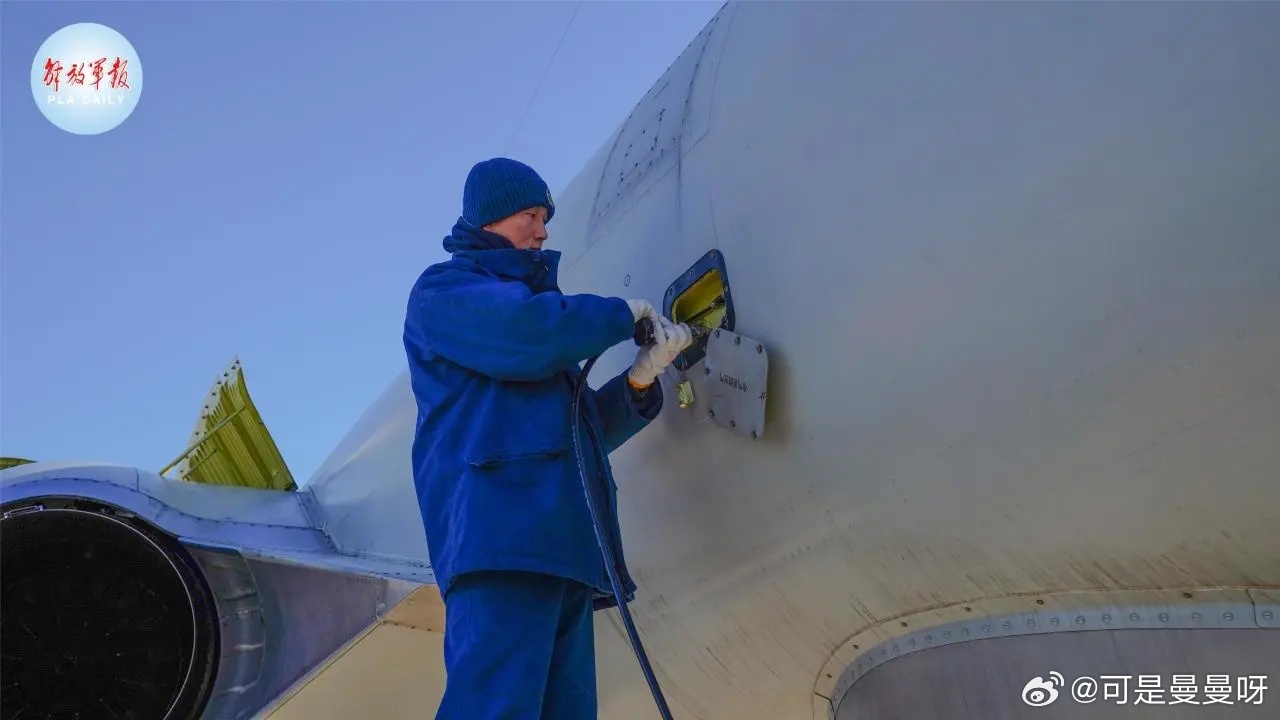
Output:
[628, 317, 694, 388]
[624, 298, 660, 325]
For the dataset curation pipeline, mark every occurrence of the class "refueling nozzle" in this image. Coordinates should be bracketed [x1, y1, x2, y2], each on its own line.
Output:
[632, 317, 654, 346]
[633, 317, 710, 346]
[633, 296, 723, 346]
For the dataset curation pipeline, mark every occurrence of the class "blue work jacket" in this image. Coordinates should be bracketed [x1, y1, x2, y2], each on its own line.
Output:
[403, 219, 661, 610]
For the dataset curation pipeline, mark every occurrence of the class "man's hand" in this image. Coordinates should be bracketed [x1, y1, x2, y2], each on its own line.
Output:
[624, 299, 661, 325]
[628, 317, 694, 389]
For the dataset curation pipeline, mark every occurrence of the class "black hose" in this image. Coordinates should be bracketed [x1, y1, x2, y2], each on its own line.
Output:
[572, 344, 675, 720]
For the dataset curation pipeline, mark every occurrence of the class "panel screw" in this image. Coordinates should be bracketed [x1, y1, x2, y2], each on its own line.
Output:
[715, 329, 721, 338]
[1159, 613, 1170, 622]
[1264, 611, 1274, 620]
[729, 420, 735, 428]
[757, 344, 763, 353]
[705, 368, 711, 375]
[734, 336, 741, 345]
[1224, 612, 1234, 621]
[624, 274, 631, 286]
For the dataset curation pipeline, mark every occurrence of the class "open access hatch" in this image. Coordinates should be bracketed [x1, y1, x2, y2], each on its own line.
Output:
[663, 248, 734, 372]
[662, 249, 769, 440]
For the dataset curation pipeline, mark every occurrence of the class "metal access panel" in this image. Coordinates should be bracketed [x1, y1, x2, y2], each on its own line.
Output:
[834, 628, 1279, 719]
[703, 328, 769, 439]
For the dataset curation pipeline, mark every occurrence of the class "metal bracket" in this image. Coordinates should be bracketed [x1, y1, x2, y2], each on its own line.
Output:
[703, 328, 768, 439]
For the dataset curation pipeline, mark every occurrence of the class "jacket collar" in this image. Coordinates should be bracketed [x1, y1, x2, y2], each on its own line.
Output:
[443, 217, 561, 293]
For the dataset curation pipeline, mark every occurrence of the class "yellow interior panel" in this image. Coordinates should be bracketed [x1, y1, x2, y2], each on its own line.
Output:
[670, 268, 726, 332]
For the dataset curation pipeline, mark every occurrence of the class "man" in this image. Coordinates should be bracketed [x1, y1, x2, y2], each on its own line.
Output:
[403, 157, 692, 719]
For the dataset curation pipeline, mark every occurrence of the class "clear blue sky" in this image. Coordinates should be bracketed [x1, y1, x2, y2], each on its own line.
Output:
[1, 0, 723, 484]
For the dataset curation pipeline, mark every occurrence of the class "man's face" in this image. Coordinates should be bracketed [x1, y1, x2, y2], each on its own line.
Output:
[484, 206, 549, 251]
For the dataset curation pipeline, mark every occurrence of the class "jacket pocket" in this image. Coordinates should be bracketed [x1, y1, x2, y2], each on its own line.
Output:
[467, 446, 570, 477]
[455, 447, 575, 566]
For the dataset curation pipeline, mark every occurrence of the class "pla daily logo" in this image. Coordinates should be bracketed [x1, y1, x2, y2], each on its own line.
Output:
[30, 22, 143, 135]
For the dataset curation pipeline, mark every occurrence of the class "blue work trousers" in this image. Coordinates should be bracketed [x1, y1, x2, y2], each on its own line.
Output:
[435, 570, 597, 720]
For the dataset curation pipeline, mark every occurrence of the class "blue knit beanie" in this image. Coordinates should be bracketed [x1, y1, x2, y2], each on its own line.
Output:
[461, 158, 555, 228]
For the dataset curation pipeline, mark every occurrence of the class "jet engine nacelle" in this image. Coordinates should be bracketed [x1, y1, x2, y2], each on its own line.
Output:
[0, 462, 424, 719]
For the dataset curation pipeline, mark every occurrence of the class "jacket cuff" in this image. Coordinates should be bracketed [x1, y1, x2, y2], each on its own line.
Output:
[626, 376, 663, 418]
